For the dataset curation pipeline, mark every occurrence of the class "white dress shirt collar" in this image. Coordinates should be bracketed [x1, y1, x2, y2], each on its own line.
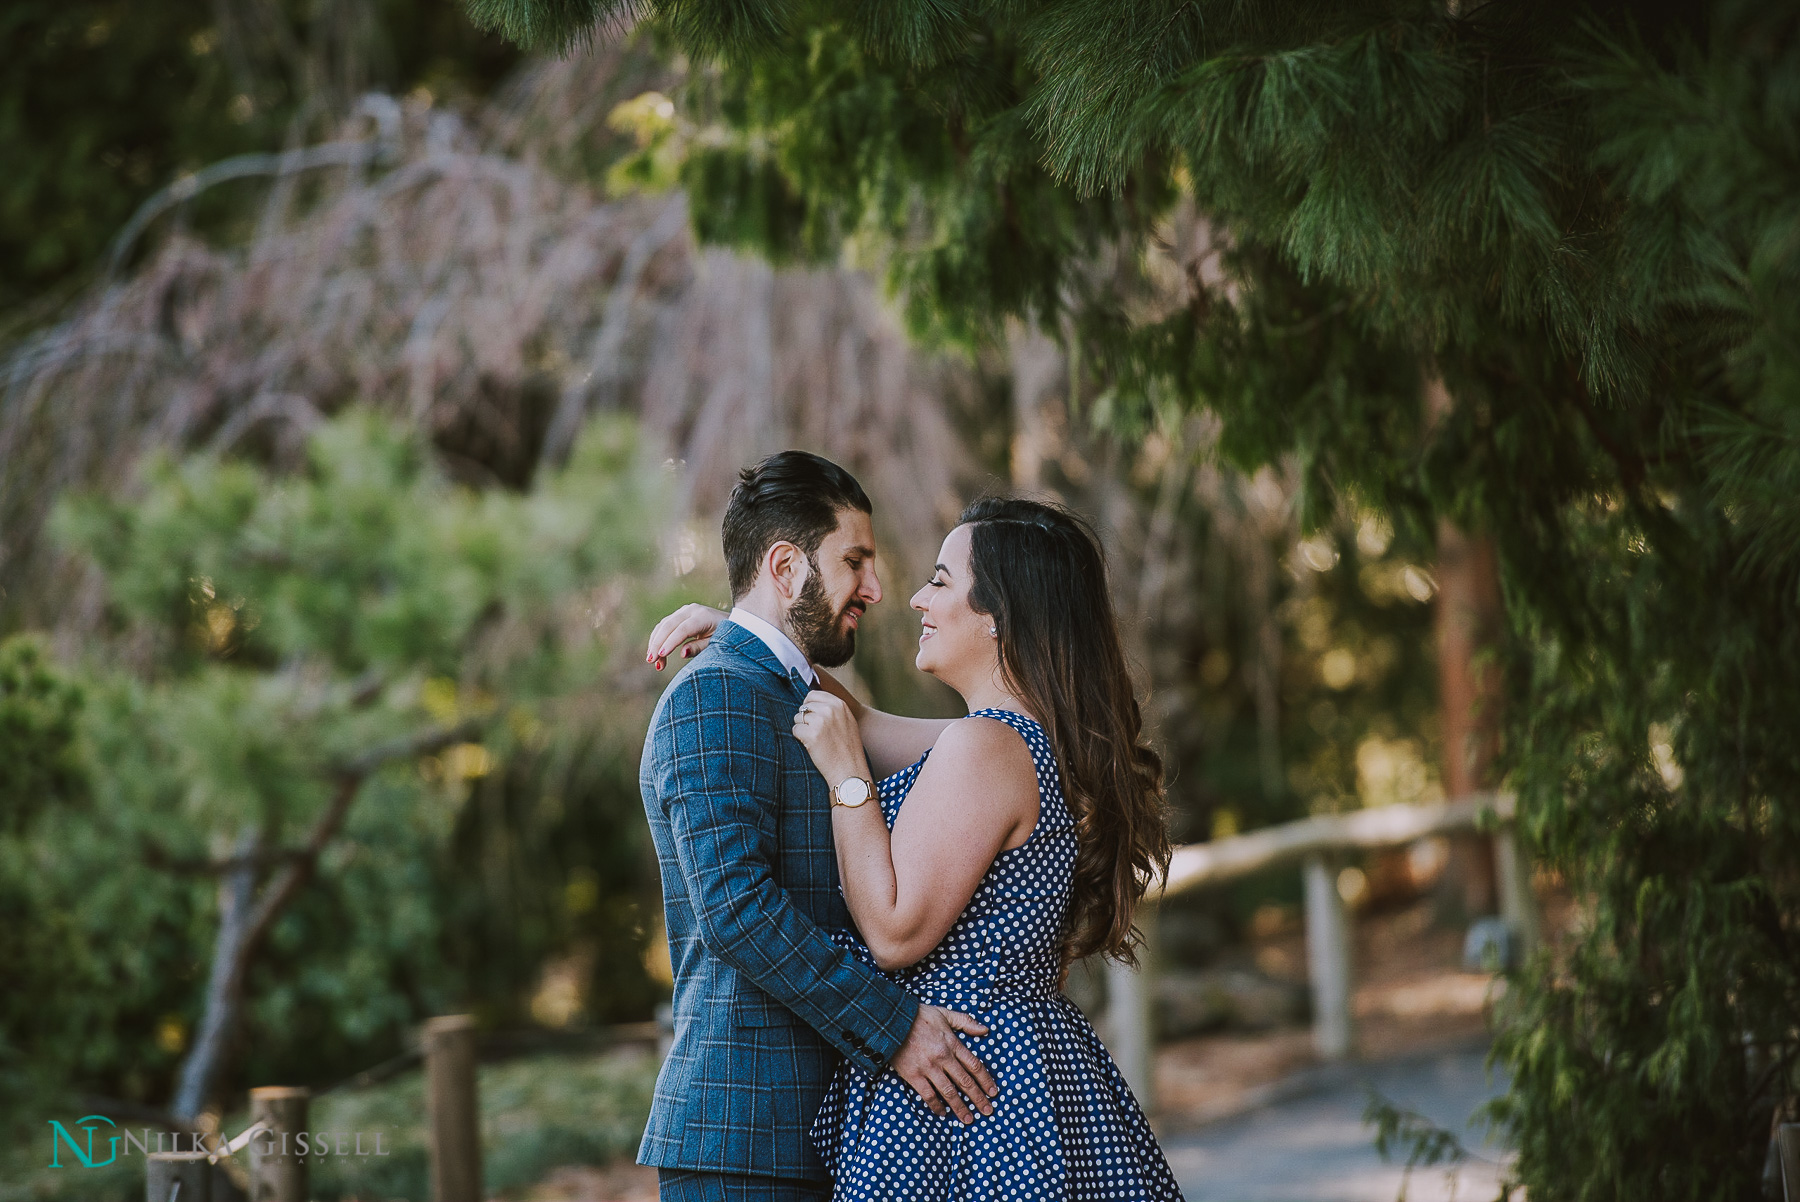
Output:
[728, 606, 817, 686]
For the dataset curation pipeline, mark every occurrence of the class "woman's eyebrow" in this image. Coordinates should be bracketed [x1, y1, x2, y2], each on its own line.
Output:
[933, 562, 951, 577]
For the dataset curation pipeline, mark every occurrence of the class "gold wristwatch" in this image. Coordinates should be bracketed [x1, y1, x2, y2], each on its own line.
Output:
[831, 776, 874, 808]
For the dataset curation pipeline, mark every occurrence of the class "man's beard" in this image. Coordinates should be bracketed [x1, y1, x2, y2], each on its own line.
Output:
[787, 558, 859, 668]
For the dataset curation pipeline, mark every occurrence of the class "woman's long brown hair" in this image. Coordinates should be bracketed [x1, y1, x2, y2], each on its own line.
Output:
[960, 497, 1171, 966]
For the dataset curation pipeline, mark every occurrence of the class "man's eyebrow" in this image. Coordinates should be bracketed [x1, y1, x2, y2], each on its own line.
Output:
[845, 544, 876, 559]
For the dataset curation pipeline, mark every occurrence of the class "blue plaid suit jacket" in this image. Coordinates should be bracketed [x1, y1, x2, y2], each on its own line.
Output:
[636, 621, 919, 1182]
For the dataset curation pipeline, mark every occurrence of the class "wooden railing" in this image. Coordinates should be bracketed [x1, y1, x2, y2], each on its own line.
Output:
[1103, 792, 1535, 1109]
[144, 1019, 486, 1202]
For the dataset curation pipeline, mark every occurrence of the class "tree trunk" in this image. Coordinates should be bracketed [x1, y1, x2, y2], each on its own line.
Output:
[1423, 373, 1503, 918]
[1007, 320, 1064, 494]
[171, 829, 261, 1122]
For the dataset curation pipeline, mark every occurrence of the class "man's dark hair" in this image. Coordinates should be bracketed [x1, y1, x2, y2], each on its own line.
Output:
[722, 451, 872, 601]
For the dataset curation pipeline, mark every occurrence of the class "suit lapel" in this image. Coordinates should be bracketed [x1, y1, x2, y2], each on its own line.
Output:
[785, 666, 813, 700]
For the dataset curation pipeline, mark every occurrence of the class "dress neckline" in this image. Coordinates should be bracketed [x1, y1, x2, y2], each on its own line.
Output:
[968, 706, 1045, 731]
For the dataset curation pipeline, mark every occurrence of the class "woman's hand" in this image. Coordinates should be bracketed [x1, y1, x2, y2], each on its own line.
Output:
[646, 603, 728, 671]
[791, 690, 869, 784]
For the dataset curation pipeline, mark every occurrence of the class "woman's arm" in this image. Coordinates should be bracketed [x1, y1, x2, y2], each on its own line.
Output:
[793, 692, 1039, 971]
[811, 669, 957, 779]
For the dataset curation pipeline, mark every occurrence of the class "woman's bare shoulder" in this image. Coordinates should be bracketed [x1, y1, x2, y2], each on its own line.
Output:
[921, 715, 1039, 786]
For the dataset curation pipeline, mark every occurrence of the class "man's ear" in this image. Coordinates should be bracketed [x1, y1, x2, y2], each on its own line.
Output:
[766, 541, 807, 599]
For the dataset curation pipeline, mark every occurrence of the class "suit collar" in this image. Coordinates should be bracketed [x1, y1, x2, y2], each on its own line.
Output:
[727, 606, 817, 685]
[714, 621, 811, 695]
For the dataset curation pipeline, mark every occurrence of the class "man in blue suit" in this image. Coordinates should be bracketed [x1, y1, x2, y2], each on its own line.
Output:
[638, 451, 997, 1201]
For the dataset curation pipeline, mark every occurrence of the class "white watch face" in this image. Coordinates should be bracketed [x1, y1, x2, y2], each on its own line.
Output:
[835, 777, 871, 807]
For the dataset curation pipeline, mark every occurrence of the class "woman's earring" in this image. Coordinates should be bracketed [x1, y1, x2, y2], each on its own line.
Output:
[989, 626, 998, 637]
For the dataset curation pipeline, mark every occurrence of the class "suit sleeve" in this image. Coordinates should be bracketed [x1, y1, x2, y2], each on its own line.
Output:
[655, 668, 918, 1074]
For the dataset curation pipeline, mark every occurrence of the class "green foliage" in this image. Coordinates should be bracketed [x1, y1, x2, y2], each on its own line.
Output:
[0, 0, 519, 315]
[1365, 1087, 1471, 1180]
[480, 0, 1800, 1193]
[0, 671, 211, 1103]
[308, 1047, 658, 1200]
[0, 636, 86, 832]
[467, 0, 620, 56]
[1, 411, 666, 1109]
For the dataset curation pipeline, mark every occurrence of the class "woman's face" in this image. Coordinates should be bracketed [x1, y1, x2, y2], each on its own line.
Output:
[910, 524, 994, 684]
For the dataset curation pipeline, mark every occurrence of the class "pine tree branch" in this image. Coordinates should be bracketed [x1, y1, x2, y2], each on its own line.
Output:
[1565, 366, 1647, 491]
[238, 717, 484, 948]
[167, 716, 484, 1119]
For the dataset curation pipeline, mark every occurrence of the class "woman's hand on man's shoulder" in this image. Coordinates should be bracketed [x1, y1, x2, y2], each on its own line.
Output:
[647, 602, 728, 670]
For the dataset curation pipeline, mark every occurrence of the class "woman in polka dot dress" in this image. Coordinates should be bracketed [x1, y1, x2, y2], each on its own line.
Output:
[787, 497, 1185, 1200]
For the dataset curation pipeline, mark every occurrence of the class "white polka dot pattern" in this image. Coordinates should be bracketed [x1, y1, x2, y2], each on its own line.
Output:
[811, 709, 1185, 1199]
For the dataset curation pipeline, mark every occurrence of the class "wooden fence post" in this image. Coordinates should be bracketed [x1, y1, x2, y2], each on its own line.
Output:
[247, 1087, 308, 1202]
[1105, 901, 1157, 1111]
[424, 1015, 482, 1202]
[1494, 824, 1539, 961]
[146, 1151, 213, 1202]
[1778, 1123, 1799, 1202]
[1303, 854, 1354, 1060]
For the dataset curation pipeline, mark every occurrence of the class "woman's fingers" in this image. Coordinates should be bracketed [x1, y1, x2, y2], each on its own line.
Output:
[646, 604, 724, 669]
[802, 690, 851, 724]
[644, 607, 691, 660]
[657, 612, 710, 656]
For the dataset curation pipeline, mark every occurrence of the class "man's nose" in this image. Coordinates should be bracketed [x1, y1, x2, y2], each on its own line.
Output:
[862, 564, 883, 606]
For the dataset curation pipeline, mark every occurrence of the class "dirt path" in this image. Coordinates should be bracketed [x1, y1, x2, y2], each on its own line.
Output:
[1156, 900, 1504, 1129]
[1165, 1045, 1509, 1202]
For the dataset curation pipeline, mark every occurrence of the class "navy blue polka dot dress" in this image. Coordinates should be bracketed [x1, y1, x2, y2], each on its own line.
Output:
[811, 709, 1185, 1200]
